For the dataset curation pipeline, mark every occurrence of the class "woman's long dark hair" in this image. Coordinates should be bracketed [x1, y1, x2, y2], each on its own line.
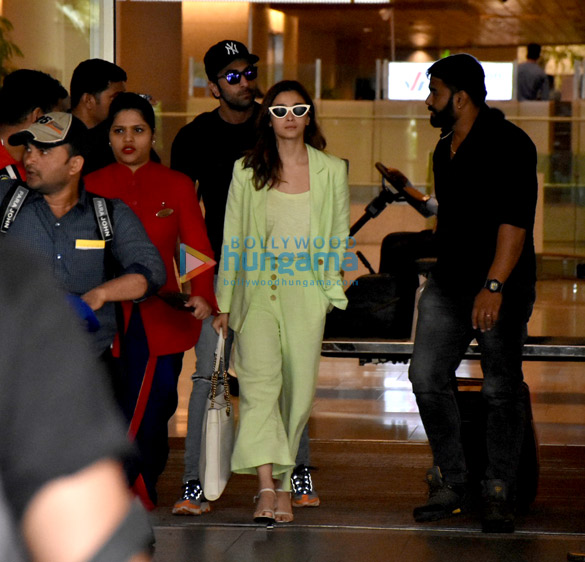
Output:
[243, 80, 326, 191]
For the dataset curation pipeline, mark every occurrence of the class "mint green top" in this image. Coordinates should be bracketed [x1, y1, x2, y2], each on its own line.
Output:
[266, 188, 310, 257]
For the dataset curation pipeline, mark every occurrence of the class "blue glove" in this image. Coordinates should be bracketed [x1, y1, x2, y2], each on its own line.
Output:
[66, 294, 101, 333]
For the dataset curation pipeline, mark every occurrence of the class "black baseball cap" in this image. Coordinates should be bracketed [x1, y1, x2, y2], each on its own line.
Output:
[204, 40, 259, 81]
[9, 112, 88, 154]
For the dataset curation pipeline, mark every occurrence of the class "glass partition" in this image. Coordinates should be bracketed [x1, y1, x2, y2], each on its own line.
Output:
[0, 0, 114, 88]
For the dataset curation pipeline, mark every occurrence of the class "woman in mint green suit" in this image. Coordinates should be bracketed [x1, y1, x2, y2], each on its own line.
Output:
[213, 80, 349, 524]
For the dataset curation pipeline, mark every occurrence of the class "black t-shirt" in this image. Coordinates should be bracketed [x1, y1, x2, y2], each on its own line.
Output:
[0, 239, 131, 525]
[170, 104, 260, 267]
[82, 120, 114, 175]
[432, 107, 537, 296]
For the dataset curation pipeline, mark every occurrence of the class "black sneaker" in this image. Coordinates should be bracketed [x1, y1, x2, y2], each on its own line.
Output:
[291, 465, 320, 507]
[481, 479, 515, 533]
[172, 479, 211, 515]
[413, 466, 467, 522]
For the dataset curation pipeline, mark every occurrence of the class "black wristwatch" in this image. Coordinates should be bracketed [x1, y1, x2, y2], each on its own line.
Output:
[484, 278, 504, 293]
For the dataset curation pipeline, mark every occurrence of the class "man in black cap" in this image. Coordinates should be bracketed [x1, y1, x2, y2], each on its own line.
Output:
[172, 39, 260, 265]
[0, 112, 165, 361]
[171, 40, 320, 516]
[408, 54, 537, 533]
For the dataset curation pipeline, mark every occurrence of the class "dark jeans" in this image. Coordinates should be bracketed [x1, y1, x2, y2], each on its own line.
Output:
[408, 276, 535, 487]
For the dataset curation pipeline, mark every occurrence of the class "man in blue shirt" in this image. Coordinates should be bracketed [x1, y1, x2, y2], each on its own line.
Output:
[0, 112, 165, 358]
[517, 44, 549, 101]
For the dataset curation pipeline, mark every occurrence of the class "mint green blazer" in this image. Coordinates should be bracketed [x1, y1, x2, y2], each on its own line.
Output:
[216, 144, 350, 333]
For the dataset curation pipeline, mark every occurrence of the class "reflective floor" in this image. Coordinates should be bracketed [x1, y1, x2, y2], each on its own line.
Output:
[151, 278, 585, 561]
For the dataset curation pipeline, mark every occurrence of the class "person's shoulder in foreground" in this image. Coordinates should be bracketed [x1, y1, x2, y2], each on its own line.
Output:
[0, 238, 153, 562]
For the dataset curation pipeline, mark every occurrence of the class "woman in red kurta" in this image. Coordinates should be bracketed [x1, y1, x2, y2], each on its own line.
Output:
[85, 92, 217, 508]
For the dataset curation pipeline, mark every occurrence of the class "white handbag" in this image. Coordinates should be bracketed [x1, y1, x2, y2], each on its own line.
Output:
[199, 328, 235, 501]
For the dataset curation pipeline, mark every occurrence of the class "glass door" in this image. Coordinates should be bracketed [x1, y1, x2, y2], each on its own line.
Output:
[0, 0, 115, 87]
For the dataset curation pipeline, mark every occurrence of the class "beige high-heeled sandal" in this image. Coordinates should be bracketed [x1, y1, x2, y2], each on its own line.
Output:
[274, 489, 294, 523]
[253, 488, 276, 524]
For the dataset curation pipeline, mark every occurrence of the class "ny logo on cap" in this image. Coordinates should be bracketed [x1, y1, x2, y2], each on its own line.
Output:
[225, 42, 239, 56]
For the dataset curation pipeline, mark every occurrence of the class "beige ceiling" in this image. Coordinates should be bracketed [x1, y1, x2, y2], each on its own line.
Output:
[270, 0, 585, 53]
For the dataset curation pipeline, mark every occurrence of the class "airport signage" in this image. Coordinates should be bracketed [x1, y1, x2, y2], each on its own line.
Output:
[388, 61, 514, 101]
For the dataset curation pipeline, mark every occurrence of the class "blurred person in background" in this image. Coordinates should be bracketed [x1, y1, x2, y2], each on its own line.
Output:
[0, 69, 68, 179]
[70, 58, 128, 174]
[517, 43, 550, 101]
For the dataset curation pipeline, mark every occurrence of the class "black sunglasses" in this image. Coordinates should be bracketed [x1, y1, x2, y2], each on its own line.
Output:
[217, 66, 258, 85]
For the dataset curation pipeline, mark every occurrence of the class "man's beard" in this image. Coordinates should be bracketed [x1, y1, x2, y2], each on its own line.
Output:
[219, 85, 256, 112]
[224, 97, 253, 112]
[429, 94, 456, 131]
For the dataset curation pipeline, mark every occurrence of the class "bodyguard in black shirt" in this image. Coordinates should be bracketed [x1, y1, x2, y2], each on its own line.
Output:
[408, 54, 537, 533]
[432, 106, 537, 297]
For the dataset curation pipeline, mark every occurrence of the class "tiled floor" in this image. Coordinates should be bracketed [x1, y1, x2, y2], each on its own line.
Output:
[152, 526, 585, 562]
[153, 278, 585, 561]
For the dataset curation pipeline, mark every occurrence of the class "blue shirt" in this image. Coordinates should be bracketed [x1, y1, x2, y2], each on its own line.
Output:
[0, 179, 166, 354]
[517, 61, 549, 101]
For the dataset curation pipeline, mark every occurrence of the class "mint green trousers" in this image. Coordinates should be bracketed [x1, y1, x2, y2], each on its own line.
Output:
[230, 269, 329, 490]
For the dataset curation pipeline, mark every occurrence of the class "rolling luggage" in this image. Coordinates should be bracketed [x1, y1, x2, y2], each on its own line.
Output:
[324, 271, 417, 339]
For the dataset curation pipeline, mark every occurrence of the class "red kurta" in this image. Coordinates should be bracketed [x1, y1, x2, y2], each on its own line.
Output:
[85, 161, 217, 356]
[0, 144, 26, 179]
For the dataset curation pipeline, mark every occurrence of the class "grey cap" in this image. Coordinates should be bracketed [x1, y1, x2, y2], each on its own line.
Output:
[9, 112, 88, 151]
